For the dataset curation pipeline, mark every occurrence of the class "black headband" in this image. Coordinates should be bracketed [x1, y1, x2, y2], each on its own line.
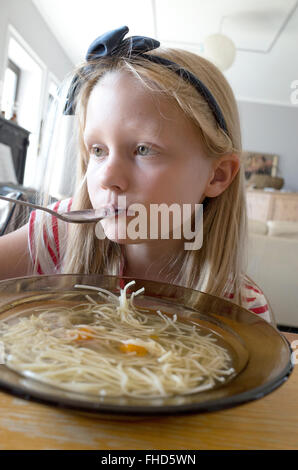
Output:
[64, 25, 228, 135]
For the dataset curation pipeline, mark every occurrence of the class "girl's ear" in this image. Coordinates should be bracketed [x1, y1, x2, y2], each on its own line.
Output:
[204, 153, 240, 198]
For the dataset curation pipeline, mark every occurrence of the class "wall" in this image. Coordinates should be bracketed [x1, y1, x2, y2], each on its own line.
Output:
[0, 0, 73, 83]
[222, 5, 298, 191]
[238, 100, 298, 191]
[225, 4, 298, 105]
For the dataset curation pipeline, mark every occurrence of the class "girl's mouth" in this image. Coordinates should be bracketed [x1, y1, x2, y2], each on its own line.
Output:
[104, 206, 129, 218]
[114, 207, 126, 216]
[101, 204, 135, 218]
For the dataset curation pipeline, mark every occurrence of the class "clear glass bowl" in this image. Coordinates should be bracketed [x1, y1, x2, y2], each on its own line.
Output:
[0, 274, 293, 418]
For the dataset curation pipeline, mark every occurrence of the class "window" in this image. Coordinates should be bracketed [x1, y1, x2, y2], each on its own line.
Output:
[1, 28, 47, 188]
[38, 78, 59, 156]
[2, 59, 21, 120]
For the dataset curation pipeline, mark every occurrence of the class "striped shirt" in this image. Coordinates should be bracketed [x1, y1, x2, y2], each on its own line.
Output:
[28, 198, 72, 275]
[28, 199, 272, 324]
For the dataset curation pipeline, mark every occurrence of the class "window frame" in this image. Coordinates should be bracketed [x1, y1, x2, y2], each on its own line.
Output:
[6, 58, 21, 111]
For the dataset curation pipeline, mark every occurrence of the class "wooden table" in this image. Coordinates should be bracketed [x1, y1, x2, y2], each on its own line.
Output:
[0, 333, 296, 450]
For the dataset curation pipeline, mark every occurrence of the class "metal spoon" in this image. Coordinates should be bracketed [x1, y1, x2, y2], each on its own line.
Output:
[0, 194, 125, 223]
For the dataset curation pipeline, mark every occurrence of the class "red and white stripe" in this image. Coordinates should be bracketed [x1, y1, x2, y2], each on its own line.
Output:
[28, 198, 72, 275]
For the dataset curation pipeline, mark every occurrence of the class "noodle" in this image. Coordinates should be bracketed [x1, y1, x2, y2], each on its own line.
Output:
[0, 281, 235, 398]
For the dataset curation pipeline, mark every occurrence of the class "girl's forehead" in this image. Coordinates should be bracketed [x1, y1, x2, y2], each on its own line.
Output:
[84, 70, 184, 134]
[88, 70, 171, 114]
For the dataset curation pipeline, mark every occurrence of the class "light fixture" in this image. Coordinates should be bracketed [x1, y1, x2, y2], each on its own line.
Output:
[203, 33, 236, 72]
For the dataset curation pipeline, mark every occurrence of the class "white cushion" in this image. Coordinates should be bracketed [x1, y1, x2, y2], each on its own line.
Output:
[248, 219, 268, 235]
[267, 220, 298, 238]
[247, 233, 298, 326]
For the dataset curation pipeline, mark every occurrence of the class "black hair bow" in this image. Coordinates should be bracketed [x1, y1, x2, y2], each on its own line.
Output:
[86, 25, 160, 60]
[64, 26, 160, 115]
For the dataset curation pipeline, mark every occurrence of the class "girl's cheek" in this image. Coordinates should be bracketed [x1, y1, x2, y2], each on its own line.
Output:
[86, 163, 102, 190]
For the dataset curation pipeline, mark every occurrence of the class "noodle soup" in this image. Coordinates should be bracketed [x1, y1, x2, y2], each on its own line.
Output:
[0, 281, 237, 398]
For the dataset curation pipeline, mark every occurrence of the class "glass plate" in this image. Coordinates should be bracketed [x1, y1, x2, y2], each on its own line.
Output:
[0, 274, 293, 418]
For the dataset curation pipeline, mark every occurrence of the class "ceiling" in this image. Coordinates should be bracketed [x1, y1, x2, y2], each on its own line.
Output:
[32, 0, 297, 65]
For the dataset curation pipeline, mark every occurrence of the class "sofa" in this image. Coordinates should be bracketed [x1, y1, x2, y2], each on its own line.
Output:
[247, 219, 298, 328]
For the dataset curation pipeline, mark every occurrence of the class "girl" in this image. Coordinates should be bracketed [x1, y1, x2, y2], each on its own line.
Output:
[0, 26, 274, 324]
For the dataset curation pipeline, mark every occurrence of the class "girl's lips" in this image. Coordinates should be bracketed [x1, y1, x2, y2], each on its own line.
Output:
[101, 207, 129, 217]
[99, 203, 136, 217]
[115, 208, 135, 216]
[102, 207, 136, 218]
[114, 207, 126, 216]
[105, 203, 135, 214]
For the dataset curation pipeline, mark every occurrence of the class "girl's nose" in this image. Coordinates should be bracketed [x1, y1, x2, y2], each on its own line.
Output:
[97, 152, 129, 193]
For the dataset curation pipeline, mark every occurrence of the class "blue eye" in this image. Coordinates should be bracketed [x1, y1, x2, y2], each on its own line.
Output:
[137, 145, 154, 156]
[91, 146, 104, 158]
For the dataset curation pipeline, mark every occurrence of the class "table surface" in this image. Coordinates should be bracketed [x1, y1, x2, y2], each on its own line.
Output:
[0, 332, 297, 450]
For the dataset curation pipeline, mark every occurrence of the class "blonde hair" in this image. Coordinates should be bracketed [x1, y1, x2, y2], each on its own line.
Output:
[35, 48, 248, 305]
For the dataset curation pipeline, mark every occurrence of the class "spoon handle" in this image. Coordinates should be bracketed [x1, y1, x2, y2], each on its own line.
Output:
[0, 195, 115, 224]
[0, 195, 76, 223]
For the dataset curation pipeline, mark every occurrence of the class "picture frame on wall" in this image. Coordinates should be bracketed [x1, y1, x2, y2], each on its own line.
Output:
[243, 152, 279, 181]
